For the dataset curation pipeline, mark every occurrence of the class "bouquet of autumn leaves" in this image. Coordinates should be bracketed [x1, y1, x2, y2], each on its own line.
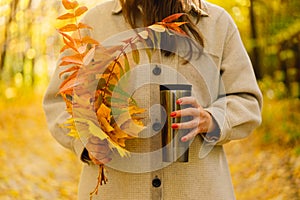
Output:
[56, 0, 189, 198]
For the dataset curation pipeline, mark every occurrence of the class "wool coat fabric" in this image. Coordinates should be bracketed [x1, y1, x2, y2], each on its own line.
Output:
[43, 0, 263, 199]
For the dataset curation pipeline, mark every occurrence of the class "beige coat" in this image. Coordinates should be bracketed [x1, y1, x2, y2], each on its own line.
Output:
[43, 0, 262, 199]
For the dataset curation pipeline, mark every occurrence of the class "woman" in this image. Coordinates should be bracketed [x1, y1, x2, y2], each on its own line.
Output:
[43, 0, 262, 199]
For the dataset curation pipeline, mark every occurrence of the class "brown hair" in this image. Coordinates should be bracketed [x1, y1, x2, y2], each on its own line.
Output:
[119, 0, 204, 46]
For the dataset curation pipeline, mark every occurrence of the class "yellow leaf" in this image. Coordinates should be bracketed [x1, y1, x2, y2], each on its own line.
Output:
[99, 117, 114, 132]
[148, 24, 166, 32]
[74, 118, 130, 157]
[138, 30, 149, 39]
[97, 103, 112, 123]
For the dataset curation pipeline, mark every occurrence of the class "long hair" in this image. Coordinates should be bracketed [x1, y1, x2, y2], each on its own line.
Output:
[119, 0, 204, 47]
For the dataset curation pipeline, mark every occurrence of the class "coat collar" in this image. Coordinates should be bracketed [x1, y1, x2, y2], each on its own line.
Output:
[112, 0, 209, 17]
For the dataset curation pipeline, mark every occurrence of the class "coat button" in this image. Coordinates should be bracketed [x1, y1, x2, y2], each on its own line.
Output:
[152, 65, 161, 75]
[152, 177, 161, 188]
[152, 122, 162, 132]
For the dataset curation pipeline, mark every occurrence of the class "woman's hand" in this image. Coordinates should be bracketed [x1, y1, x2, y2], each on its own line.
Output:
[86, 136, 112, 165]
[170, 96, 216, 142]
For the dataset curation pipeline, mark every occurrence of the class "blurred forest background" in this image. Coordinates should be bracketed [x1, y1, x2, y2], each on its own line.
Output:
[0, 0, 299, 199]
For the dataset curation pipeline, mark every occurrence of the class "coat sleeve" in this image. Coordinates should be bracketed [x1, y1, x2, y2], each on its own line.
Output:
[204, 12, 263, 146]
[42, 53, 85, 160]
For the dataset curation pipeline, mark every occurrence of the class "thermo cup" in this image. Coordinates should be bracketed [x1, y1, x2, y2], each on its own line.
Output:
[160, 84, 192, 162]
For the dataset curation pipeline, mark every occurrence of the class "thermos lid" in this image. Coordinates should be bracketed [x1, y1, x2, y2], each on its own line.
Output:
[160, 84, 192, 91]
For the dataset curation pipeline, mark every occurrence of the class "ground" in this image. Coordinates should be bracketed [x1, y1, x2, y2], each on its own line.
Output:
[0, 94, 299, 199]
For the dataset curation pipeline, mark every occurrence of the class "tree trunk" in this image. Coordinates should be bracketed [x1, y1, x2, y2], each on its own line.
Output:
[249, 0, 262, 80]
[0, 0, 20, 74]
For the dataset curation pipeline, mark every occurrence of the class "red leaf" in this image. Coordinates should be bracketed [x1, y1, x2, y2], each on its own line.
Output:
[162, 13, 185, 23]
[75, 6, 88, 17]
[57, 13, 75, 20]
[62, 0, 79, 10]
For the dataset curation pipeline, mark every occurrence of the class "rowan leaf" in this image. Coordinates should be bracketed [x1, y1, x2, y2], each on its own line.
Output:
[82, 36, 99, 45]
[62, 37, 78, 52]
[77, 44, 88, 54]
[57, 12, 75, 20]
[60, 45, 70, 53]
[75, 6, 88, 17]
[59, 24, 78, 32]
[62, 0, 79, 10]
[123, 53, 130, 72]
[162, 13, 185, 23]
[59, 76, 78, 94]
[109, 84, 131, 98]
[138, 30, 149, 40]
[59, 65, 80, 78]
[130, 43, 140, 64]
[77, 22, 92, 30]
[148, 24, 166, 32]
[61, 54, 83, 65]
[83, 47, 95, 66]
[58, 60, 74, 67]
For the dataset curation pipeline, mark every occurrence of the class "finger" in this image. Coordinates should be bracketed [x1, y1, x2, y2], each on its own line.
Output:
[181, 128, 199, 142]
[177, 96, 200, 108]
[172, 118, 199, 130]
[171, 107, 199, 118]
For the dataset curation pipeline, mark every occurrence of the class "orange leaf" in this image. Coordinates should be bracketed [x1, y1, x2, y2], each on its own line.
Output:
[81, 36, 99, 45]
[77, 22, 92, 30]
[162, 13, 185, 23]
[83, 47, 95, 65]
[130, 43, 140, 64]
[169, 22, 188, 27]
[60, 45, 70, 53]
[166, 24, 187, 35]
[59, 66, 80, 78]
[63, 37, 78, 52]
[59, 60, 74, 67]
[59, 78, 78, 94]
[59, 31, 75, 43]
[59, 71, 78, 91]
[78, 44, 88, 54]
[75, 6, 88, 17]
[62, 0, 79, 10]
[57, 12, 75, 20]
[59, 24, 78, 32]
[61, 54, 83, 65]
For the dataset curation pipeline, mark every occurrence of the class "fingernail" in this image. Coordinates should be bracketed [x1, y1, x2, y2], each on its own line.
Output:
[170, 112, 176, 117]
[181, 137, 187, 142]
[176, 99, 182, 104]
[171, 124, 178, 129]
